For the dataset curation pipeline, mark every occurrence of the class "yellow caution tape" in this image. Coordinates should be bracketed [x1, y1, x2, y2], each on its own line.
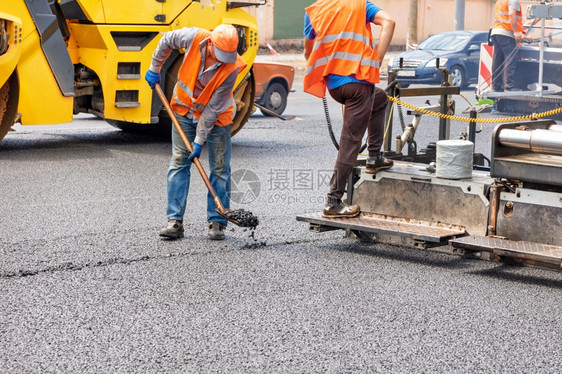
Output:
[387, 95, 562, 123]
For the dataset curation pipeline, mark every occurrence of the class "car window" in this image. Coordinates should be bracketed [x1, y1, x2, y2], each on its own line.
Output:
[418, 33, 471, 51]
[472, 33, 488, 43]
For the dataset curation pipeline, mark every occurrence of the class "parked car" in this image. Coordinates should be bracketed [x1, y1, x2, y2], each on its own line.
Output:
[253, 61, 295, 116]
[388, 31, 488, 88]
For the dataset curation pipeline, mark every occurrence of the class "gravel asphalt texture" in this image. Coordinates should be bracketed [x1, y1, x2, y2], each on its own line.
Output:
[1, 53, 561, 373]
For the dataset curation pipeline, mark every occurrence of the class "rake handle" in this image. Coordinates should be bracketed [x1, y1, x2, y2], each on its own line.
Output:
[154, 83, 225, 213]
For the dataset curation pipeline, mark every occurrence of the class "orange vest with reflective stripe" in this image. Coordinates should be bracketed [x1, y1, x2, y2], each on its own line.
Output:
[171, 29, 246, 126]
[493, 0, 525, 33]
[304, 0, 380, 98]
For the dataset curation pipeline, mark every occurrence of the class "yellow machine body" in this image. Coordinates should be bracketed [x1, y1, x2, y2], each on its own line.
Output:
[0, 0, 259, 139]
[1, 3, 73, 127]
[0, 12, 23, 87]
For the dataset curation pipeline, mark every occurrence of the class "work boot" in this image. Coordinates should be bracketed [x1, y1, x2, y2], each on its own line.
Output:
[322, 198, 360, 219]
[159, 219, 184, 239]
[365, 153, 394, 174]
[208, 221, 225, 240]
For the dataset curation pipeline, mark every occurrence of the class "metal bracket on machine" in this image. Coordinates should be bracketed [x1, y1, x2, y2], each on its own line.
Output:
[395, 104, 441, 155]
[527, 3, 562, 19]
[385, 59, 460, 161]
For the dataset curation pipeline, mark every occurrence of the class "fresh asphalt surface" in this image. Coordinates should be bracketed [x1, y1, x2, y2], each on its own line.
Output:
[1, 79, 561, 373]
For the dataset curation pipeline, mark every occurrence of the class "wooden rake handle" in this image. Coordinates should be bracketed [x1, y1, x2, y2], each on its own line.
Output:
[154, 83, 226, 213]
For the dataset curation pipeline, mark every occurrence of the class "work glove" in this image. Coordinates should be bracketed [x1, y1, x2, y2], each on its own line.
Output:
[145, 70, 160, 89]
[187, 142, 202, 161]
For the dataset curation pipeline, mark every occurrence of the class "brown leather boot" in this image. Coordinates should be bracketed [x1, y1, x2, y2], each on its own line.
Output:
[365, 154, 394, 174]
[322, 199, 360, 218]
[208, 221, 226, 240]
[159, 220, 184, 239]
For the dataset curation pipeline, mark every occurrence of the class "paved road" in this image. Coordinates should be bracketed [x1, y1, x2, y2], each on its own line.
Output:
[1, 82, 561, 373]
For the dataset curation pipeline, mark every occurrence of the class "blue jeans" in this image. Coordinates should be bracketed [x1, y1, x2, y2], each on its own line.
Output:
[166, 114, 231, 226]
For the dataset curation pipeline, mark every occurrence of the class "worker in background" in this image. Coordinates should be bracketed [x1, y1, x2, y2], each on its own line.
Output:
[303, 0, 395, 218]
[145, 24, 246, 240]
[490, 0, 538, 91]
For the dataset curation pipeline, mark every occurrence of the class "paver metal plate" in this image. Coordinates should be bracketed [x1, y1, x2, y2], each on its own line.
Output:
[296, 212, 465, 243]
[451, 236, 562, 266]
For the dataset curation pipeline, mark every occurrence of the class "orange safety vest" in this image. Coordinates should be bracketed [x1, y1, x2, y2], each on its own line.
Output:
[171, 29, 246, 126]
[304, 0, 380, 98]
[493, 0, 525, 33]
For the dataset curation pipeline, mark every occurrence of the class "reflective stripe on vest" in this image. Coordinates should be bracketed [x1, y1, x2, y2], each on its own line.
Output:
[172, 85, 191, 110]
[176, 78, 193, 99]
[305, 51, 380, 76]
[312, 31, 371, 52]
[492, 0, 524, 33]
[303, 0, 380, 98]
[495, 12, 523, 23]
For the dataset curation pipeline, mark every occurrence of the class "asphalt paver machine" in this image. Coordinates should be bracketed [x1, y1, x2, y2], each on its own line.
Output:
[298, 63, 562, 271]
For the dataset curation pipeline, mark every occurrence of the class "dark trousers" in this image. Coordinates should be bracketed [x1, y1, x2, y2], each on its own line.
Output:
[491, 34, 519, 91]
[327, 83, 387, 200]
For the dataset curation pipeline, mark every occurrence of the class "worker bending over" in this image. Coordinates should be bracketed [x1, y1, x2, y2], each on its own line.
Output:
[145, 25, 246, 240]
[303, 0, 395, 218]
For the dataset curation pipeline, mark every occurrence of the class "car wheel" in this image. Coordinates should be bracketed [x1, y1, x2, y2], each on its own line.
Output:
[450, 66, 466, 88]
[261, 82, 287, 116]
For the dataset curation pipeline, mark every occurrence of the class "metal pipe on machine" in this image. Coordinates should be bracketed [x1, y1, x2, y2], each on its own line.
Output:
[498, 129, 562, 155]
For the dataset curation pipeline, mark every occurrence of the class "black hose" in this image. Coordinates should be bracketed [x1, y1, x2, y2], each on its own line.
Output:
[498, 179, 515, 193]
[385, 80, 398, 93]
[323, 95, 367, 153]
[323, 95, 340, 151]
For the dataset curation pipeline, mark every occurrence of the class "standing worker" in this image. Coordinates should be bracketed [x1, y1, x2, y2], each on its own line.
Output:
[145, 25, 246, 240]
[303, 0, 395, 218]
[490, 0, 527, 91]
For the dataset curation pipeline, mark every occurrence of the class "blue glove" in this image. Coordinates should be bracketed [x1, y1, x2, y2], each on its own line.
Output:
[188, 142, 202, 161]
[145, 70, 160, 89]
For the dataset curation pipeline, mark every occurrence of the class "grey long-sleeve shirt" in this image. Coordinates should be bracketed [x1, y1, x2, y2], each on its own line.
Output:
[149, 27, 238, 144]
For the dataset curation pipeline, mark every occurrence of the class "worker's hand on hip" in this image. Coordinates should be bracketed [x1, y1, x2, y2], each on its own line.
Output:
[188, 142, 202, 161]
[145, 70, 161, 89]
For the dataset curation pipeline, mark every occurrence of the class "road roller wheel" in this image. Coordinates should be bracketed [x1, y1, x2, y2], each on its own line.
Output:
[0, 73, 19, 143]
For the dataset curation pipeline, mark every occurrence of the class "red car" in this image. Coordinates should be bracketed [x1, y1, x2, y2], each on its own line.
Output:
[253, 61, 295, 116]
